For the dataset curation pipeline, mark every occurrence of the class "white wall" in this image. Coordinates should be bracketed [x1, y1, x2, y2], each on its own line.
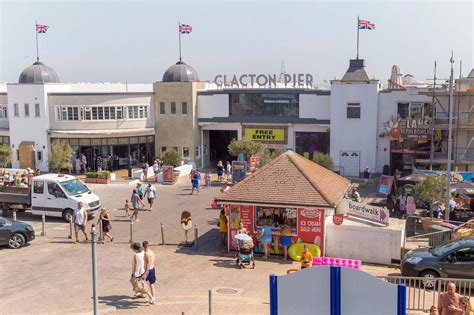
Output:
[299, 94, 330, 119]
[326, 219, 404, 264]
[330, 82, 379, 175]
[197, 94, 229, 118]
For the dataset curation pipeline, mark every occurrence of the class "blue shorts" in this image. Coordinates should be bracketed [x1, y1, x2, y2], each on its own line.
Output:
[261, 236, 272, 245]
[146, 268, 156, 285]
[192, 180, 199, 189]
[280, 236, 291, 247]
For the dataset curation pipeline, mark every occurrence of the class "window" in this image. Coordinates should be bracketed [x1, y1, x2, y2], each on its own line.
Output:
[203, 145, 208, 155]
[172, 147, 178, 152]
[0, 106, 8, 119]
[13, 103, 19, 117]
[346, 103, 361, 119]
[37, 151, 43, 162]
[397, 103, 409, 119]
[48, 182, 65, 198]
[183, 147, 189, 157]
[159, 102, 165, 115]
[33, 181, 44, 194]
[181, 102, 188, 115]
[195, 146, 201, 158]
[24, 103, 30, 117]
[229, 93, 299, 116]
[171, 102, 176, 115]
[56, 106, 80, 121]
[127, 105, 148, 119]
[34, 103, 40, 117]
[255, 206, 297, 231]
[161, 147, 167, 155]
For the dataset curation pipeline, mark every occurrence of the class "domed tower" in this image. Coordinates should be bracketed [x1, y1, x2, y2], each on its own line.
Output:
[18, 60, 60, 84]
[154, 60, 205, 167]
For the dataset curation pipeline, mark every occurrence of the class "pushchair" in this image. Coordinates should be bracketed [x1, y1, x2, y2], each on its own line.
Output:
[235, 239, 255, 269]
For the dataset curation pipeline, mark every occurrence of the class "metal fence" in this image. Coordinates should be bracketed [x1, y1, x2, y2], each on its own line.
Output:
[378, 276, 474, 311]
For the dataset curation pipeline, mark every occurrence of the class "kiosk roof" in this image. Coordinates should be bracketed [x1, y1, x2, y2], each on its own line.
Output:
[217, 151, 351, 208]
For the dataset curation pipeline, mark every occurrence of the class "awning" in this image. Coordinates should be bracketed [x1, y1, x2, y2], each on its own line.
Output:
[48, 128, 155, 138]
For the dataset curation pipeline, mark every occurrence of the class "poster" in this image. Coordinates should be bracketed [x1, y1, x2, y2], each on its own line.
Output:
[377, 175, 394, 196]
[297, 208, 324, 256]
[240, 205, 254, 235]
[163, 166, 174, 183]
[232, 161, 247, 183]
[249, 154, 260, 171]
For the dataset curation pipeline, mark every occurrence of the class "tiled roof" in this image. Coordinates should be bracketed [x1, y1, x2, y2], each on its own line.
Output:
[217, 151, 351, 208]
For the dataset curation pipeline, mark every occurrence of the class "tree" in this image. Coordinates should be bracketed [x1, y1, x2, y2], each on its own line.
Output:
[0, 144, 12, 168]
[227, 138, 262, 161]
[312, 152, 333, 170]
[49, 142, 73, 172]
[415, 174, 446, 217]
[259, 148, 286, 166]
[161, 150, 181, 167]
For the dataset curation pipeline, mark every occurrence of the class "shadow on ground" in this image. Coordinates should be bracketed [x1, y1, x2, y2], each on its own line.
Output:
[99, 294, 144, 310]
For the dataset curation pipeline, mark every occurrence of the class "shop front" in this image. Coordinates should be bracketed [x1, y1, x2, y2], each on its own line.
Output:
[217, 151, 350, 257]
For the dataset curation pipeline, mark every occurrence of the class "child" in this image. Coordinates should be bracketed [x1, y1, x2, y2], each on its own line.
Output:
[301, 245, 313, 269]
[205, 172, 211, 188]
[124, 200, 130, 217]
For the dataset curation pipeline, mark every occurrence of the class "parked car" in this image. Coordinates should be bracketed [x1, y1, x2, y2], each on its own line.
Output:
[401, 237, 474, 287]
[0, 216, 35, 249]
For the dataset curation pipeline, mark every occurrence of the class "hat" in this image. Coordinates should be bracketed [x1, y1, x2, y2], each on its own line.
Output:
[130, 242, 143, 252]
[137, 182, 141, 186]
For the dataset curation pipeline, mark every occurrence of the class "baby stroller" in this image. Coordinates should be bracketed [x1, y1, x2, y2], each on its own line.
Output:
[235, 235, 255, 269]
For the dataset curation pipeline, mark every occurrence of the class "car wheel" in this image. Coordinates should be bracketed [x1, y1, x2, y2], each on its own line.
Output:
[8, 233, 25, 249]
[63, 209, 73, 223]
[420, 270, 439, 289]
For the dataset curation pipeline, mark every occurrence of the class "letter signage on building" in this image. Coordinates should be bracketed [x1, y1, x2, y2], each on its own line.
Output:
[213, 73, 314, 88]
[243, 126, 288, 144]
[337, 199, 389, 226]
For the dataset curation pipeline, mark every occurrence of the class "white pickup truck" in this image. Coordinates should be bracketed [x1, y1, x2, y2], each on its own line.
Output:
[0, 174, 101, 222]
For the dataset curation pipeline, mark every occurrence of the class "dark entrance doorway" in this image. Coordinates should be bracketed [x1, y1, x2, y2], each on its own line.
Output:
[209, 130, 238, 165]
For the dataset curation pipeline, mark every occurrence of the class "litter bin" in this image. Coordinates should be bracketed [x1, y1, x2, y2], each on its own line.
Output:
[363, 167, 371, 179]
[405, 216, 418, 237]
[428, 225, 451, 247]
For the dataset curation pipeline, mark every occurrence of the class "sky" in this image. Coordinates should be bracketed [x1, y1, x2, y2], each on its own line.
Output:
[0, 0, 472, 86]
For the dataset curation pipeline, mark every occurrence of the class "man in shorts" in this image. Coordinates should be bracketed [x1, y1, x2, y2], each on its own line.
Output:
[142, 241, 156, 305]
[144, 183, 156, 211]
[73, 202, 89, 243]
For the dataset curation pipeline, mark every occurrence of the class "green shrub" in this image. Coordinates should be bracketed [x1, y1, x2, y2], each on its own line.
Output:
[85, 172, 98, 178]
[161, 150, 181, 167]
[312, 152, 333, 170]
[97, 171, 110, 179]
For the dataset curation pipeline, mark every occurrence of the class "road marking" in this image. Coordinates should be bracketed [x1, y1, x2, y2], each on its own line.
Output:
[52, 227, 67, 230]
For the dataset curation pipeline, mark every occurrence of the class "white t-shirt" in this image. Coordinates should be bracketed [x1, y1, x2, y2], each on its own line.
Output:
[131, 251, 145, 277]
[146, 186, 156, 199]
[74, 207, 86, 225]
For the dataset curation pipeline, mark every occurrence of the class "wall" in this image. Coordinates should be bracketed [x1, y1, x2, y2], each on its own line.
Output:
[0, 93, 9, 130]
[325, 219, 404, 264]
[330, 81, 379, 175]
[197, 94, 229, 118]
[299, 93, 330, 120]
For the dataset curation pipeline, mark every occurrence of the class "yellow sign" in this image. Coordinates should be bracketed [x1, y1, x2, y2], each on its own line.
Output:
[244, 128, 286, 142]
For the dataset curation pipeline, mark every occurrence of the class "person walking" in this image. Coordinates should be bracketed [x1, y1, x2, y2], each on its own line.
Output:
[190, 169, 201, 195]
[152, 160, 159, 182]
[259, 220, 272, 259]
[96, 155, 103, 172]
[130, 242, 146, 298]
[448, 197, 457, 221]
[225, 161, 232, 181]
[218, 209, 228, 246]
[73, 202, 89, 243]
[189, 169, 196, 187]
[131, 189, 145, 222]
[81, 154, 87, 173]
[216, 161, 224, 182]
[124, 199, 130, 217]
[136, 182, 144, 200]
[438, 282, 463, 315]
[142, 241, 156, 305]
[205, 171, 212, 188]
[97, 207, 113, 243]
[142, 161, 149, 182]
[144, 183, 156, 210]
[280, 220, 292, 260]
[406, 193, 416, 215]
[75, 154, 81, 175]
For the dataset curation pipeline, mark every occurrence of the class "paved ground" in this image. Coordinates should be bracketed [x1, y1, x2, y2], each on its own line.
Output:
[0, 176, 399, 314]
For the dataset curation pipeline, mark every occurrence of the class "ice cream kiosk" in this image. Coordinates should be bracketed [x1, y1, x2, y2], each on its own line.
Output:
[216, 151, 351, 257]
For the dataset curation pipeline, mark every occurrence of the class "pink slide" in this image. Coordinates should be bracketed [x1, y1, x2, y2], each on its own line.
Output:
[312, 257, 361, 269]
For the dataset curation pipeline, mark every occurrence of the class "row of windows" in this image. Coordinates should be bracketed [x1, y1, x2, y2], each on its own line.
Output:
[229, 93, 299, 117]
[55, 105, 149, 121]
[13, 103, 40, 118]
[160, 145, 203, 158]
[159, 102, 188, 115]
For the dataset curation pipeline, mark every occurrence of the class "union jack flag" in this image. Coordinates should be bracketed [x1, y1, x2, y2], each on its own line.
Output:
[36, 24, 49, 33]
[179, 24, 192, 34]
[358, 19, 375, 30]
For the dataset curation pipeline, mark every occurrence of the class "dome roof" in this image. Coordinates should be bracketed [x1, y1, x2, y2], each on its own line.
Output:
[19, 61, 60, 84]
[162, 60, 199, 82]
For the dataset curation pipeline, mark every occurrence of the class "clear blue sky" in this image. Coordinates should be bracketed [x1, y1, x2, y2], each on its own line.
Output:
[1, 0, 472, 85]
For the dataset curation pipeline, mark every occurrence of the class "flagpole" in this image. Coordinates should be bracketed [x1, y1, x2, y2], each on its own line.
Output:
[356, 15, 360, 60]
[35, 20, 39, 62]
[178, 21, 182, 61]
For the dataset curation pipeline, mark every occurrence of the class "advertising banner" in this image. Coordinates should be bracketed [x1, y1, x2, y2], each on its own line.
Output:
[232, 161, 247, 183]
[297, 208, 324, 255]
[243, 125, 288, 144]
[162, 166, 174, 183]
[337, 199, 389, 225]
[377, 175, 394, 196]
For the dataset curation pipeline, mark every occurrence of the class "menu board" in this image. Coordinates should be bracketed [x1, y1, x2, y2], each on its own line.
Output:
[297, 208, 324, 255]
[229, 205, 241, 251]
[240, 205, 254, 234]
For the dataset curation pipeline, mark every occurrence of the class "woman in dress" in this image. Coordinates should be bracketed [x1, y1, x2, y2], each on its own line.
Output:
[216, 161, 224, 182]
[219, 209, 228, 246]
[97, 207, 113, 243]
[260, 219, 273, 259]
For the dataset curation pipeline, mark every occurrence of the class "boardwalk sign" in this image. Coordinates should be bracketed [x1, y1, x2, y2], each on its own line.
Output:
[337, 199, 389, 226]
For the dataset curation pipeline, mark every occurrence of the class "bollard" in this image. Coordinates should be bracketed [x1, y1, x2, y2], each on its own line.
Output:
[129, 219, 134, 244]
[90, 225, 99, 315]
[99, 220, 103, 242]
[208, 289, 212, 315]
[68, 218, 73, 239]
[160, 222, 165, 245]
[41, 212, 46, 237]
[12, 209, 16, 221]
[194, 224, 198, 250]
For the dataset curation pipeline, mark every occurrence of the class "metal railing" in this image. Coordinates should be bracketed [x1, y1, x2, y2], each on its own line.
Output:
[378, 276, 474, 311]
[402, 229, 452, 257]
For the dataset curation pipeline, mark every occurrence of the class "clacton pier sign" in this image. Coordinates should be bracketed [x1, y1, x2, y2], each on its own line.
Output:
[213, 73, 314, 88]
